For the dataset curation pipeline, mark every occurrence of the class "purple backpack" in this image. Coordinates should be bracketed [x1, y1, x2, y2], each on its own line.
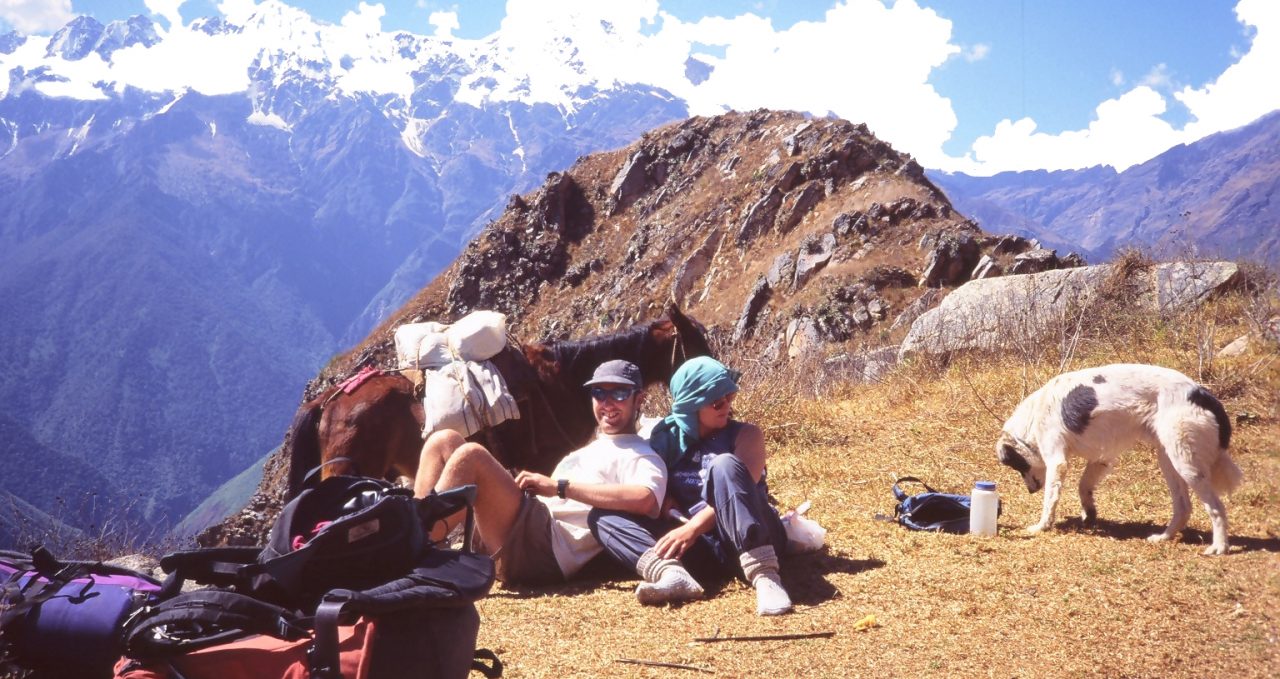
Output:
[1, 547, 163, 679]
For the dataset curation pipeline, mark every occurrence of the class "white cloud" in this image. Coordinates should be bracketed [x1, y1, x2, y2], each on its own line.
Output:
[961, 43, 990, 62]
[340, 2, 384, 35]
[0, 0, 73, 34]
[428, 10, 458, 38]
[1139, 63, 1173, 90]
[1109, 68, 1125, 87]
[482, 0, 961, 166]
[144, 0, 186, 31]
[965, 87, 1181, 173]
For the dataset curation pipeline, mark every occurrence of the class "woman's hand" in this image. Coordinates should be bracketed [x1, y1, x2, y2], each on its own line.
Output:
[655, 521, 702, 559]
[514, 470, 555, 497]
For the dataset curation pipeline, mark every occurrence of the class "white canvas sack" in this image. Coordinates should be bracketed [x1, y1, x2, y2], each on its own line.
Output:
[446, 311, 507, 362]
[394, 321, 451, 369]
[422, 360, 519, 438]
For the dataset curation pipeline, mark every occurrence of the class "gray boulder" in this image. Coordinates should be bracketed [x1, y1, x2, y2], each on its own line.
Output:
[971, 254, 1001, 280]
[766, 252, 796, 289]
[900, 261, 1240, 358]
[737, 186, 784, 245]
[670, 229, 724, 306]
[1008, 248, 1059, 275]
[733, 276, 772, 343]
[785, 317, 821, 359]
[794, 234, 837, 291]
[824, 346, 899, 383]
[609, 148, 652, 213]
[776, 181, 825, 233]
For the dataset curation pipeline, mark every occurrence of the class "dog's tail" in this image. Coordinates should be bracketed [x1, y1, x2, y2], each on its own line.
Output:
[1209, 451, 1245, 496]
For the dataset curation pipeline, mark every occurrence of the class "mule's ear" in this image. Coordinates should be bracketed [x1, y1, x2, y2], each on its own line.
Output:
[665, 301, 684, 323]
[665, 302, 712, 358]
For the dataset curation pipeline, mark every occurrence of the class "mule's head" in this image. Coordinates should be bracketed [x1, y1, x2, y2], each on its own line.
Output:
[642, 303, 713, 386]
[995, 430, 1045, 493]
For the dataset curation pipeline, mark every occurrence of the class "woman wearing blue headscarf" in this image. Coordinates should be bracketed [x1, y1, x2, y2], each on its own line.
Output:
[588, 357, 792, 615]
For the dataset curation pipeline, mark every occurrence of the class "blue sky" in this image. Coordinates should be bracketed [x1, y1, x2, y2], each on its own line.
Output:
[1, 1, 1272, 174]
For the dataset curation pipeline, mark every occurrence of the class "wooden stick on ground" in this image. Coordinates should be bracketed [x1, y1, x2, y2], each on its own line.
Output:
[615, 658, 714, 673]
[693, 631, 836, 643]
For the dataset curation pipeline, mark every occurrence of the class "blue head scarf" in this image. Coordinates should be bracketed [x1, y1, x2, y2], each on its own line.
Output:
[649, 356, 740, 468]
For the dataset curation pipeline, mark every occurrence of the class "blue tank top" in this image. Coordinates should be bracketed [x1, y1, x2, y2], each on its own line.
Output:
[668, 420, 768, 516]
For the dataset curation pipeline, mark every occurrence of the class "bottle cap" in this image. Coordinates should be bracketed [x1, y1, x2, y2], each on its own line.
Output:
[975, 481, 996, 491]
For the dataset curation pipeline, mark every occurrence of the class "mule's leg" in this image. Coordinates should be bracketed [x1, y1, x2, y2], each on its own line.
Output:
[1077, 460, 1113, 525]
[1148, 446, 1192, 545]
[1028, 449, 1067, 534]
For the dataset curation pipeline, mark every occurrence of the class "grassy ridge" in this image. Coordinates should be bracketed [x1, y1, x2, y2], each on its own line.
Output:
[474, 270, 1279, 677]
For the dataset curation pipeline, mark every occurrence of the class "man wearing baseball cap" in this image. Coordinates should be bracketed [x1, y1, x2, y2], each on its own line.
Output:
[412, 360, 696, 593]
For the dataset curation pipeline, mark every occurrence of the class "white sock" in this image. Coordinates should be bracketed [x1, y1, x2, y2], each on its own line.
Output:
[739, 545, 793, 616]
[635, 548, 704, 605]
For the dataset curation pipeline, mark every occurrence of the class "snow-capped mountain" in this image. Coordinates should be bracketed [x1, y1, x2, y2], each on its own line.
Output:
[0, 3, 688, 531]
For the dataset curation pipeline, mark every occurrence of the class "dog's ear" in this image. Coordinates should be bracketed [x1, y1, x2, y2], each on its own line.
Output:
[997, 435, 1032, 475]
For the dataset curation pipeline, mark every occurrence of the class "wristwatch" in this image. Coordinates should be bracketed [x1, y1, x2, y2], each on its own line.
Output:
[556, 479, 569, 499]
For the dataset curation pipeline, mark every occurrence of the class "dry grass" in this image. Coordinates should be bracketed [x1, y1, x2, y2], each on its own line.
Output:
[473, 287, 1280, 678]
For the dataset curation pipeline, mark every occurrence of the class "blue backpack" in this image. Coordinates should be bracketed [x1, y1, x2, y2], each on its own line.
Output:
[892, 477, 998, 533]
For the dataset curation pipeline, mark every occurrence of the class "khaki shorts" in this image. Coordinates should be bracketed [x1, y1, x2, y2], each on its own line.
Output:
[476, 495, 563, 587]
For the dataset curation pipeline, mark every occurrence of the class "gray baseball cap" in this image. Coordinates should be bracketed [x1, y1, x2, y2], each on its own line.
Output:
[583, 359, 643, 389]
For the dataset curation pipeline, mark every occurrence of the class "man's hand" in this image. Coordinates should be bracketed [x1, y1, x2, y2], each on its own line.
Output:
[514, 470, 556, 497]
[655, 522, 702, 559]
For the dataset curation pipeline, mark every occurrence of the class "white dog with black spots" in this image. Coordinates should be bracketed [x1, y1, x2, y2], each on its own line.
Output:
[996, 364, 1244, 555]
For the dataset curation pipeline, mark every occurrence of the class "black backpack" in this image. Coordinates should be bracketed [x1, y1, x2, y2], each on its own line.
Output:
[121, 476, 500, 679]
[891, 476, 1000, 534]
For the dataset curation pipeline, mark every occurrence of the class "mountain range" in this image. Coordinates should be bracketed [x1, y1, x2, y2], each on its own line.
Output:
[1, 6, 1276, 543]
[0, 7, 687, 534]
[932, 110, 1280, 265]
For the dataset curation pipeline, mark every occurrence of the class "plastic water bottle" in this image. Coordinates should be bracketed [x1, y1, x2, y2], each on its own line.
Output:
[970, 481, 999, 536]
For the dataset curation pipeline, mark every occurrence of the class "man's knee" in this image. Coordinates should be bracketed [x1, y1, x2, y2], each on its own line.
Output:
[443, 442, 497, 473]
[424, 429, 466, 452]
[708, 453, 749, 480]
[588, 507, 624, 533]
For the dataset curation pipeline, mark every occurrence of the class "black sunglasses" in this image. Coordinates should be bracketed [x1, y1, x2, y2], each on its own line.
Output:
[590, 386, 635, 402]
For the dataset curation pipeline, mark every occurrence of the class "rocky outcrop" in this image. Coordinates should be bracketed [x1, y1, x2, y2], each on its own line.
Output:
[447, 172, 594, 315]
[920, 233, 981, 287]
[900, 261, 1241, 357]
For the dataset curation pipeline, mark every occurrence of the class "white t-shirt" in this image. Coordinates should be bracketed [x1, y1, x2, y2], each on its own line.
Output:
[538, 432, 666, 577]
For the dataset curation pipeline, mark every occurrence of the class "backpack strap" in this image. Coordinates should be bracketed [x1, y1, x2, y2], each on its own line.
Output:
[308, 599, 350, 679]
[123, 590, 309, 659]
[300, 457, 359, 489]
[419, 485, 478, 552]
[892, 476, 938, 502]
